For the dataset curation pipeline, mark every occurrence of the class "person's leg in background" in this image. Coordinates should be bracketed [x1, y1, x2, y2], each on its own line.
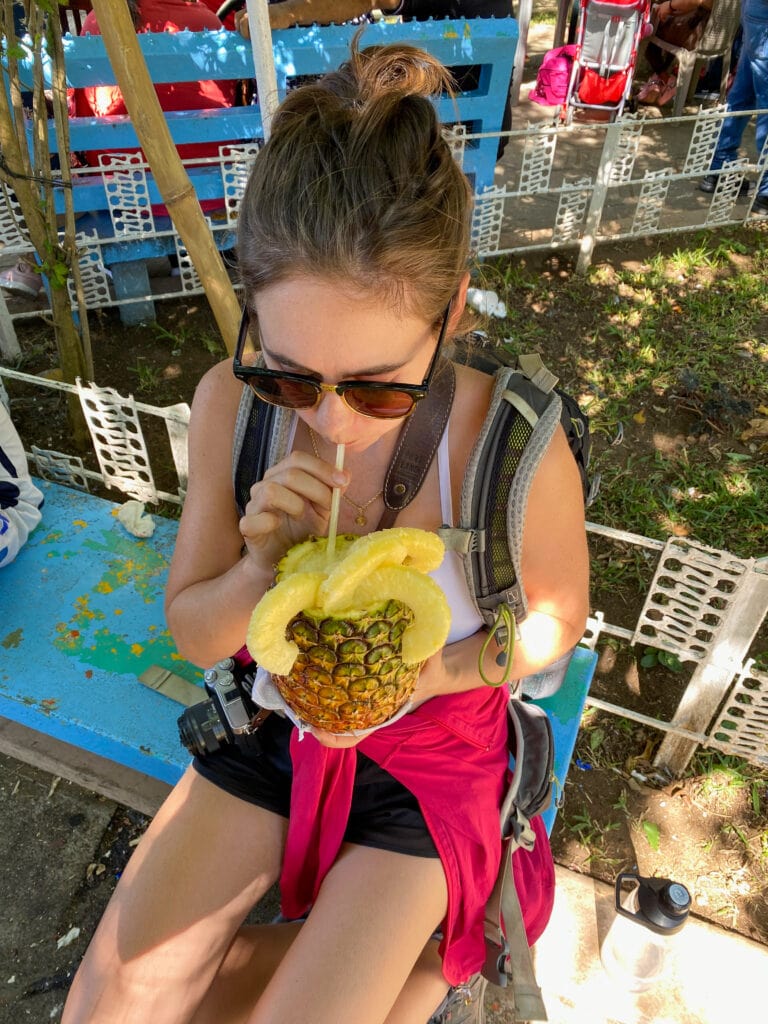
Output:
[702, 0, 768, 211]
[747, 0, 768, 207]
[707, 46, 756, 173]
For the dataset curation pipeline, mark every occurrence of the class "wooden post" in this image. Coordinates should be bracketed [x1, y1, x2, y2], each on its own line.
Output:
[245, 0, 279, 141]
[575, 120, 623, 275]
[90, 0, 242, 355]
[0, 291, 21, 361]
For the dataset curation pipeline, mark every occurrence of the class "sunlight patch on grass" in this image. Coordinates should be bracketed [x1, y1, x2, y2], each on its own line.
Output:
[476, 233, 768, 589]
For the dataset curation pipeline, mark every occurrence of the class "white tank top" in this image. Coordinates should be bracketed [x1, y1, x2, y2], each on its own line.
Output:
[430, 424, 484, 644]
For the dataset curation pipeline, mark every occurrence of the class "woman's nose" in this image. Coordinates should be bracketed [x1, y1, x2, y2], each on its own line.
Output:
[312, 390, 356, 442]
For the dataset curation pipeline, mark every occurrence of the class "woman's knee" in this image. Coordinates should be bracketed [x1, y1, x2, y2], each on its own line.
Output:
[62, 769, 287, 1021]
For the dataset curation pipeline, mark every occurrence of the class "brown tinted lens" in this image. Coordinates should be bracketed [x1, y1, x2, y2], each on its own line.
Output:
[344, 386, 416, 419]
[249, 375, 319, 409]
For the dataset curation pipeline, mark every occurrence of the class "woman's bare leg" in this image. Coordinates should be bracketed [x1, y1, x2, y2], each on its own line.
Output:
[385, 938, 448, 1024]
[246, 843, 448, 1024]
[191, 923, 448, 1024]
[190, 923, 302, 1024]
[62, 766, 287, 1024]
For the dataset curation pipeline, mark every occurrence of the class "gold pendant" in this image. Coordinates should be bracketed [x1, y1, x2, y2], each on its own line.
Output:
[355, 513, 367, 526]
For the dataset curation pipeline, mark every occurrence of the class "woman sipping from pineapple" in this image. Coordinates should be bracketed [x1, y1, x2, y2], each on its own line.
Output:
[62, 40, 589, 1024]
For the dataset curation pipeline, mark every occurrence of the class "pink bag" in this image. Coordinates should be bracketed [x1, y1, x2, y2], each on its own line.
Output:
[529, 45, 578, 106]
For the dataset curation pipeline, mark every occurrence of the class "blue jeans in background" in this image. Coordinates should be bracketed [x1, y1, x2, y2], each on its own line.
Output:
[710, 0, 768, 197]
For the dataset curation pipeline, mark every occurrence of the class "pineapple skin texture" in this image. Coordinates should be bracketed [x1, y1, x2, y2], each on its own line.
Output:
[274, 600, 420, 733]
[247, 529, 450, 734]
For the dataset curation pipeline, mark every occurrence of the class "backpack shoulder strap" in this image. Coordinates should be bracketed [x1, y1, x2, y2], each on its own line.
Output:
[378, 358, 456, 530]
[483, 699, 554, 1021]
[232, 379, 294, 516]
[438, 364, 562, 630]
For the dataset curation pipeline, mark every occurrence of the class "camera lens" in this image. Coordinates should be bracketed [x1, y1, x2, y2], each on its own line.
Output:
[178, 698, 229, 757]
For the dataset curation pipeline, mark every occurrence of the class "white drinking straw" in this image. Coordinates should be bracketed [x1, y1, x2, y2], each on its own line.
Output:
[326, 443, 346, 565]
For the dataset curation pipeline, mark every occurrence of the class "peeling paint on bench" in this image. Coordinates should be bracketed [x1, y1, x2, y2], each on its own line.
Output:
[0, 480, 196, 784]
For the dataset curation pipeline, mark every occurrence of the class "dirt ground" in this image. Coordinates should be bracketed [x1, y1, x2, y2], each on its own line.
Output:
[5, 223, 768, 959]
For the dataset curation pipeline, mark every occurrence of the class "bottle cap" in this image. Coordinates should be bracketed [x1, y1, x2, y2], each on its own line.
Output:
[637, 878, 691, 935]
[614, 873, 692, 935]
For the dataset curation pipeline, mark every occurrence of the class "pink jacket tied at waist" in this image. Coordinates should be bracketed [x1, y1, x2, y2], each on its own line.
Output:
[280, 685, 555, 985]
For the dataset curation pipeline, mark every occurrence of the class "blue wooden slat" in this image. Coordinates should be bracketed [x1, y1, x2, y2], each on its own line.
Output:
[532, 646, 597, 835]
[0, 481, 194, 784]
[49, 20, 517, 87]
[65, 106, 261, 153]
[61, 164, 238, 214]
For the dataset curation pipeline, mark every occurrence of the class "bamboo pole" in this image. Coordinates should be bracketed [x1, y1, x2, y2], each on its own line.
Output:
[47, 5, 95, 381]
[90, 0, 242, 355]
[0, 1, 90, 446]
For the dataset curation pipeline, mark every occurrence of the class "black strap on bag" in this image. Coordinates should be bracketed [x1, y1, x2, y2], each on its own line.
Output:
[483, 700, 554, 1021]
[378, 357, 456, 529]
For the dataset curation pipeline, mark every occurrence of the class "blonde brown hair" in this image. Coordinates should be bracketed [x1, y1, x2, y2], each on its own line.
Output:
[237, 39, 473, 328]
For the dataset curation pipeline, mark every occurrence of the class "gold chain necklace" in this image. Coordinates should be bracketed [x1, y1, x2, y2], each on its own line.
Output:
[309, 429, 383, 527]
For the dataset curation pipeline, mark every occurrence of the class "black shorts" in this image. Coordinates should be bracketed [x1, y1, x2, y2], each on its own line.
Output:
[193, 712, 439, 858]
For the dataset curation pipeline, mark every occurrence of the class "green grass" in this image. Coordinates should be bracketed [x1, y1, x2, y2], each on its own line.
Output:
[564, 805, 622, 865]
[154, 321, 224, 357]
[128, 359, 163, 393]
[477, 231, 768, 584]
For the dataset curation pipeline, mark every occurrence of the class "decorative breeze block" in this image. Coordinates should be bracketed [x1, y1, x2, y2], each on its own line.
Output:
[632, 537, 754, 662]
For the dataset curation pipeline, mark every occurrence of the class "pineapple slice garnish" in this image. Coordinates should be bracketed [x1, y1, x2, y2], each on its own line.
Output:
[347, 567, 450, 664]
[246, 529, 450, 684]
[319, 528, 444, 612]
[276, 534, 358, 578]
[246, 572, 325, 675]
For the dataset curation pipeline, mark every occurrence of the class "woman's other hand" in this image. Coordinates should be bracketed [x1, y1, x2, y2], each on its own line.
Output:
[309, 727, 363, 748]
[656, 0, 676, 23]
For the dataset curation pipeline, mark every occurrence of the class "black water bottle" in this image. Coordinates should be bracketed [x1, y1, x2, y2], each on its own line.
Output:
[600, 873, 691, 991]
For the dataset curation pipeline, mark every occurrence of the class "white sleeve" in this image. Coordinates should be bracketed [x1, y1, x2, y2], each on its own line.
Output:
[0, 404, 44, 567]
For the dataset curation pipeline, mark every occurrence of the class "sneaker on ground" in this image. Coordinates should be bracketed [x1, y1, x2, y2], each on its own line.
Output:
[699, 174, 755, 197]
[752, 194, 768, 216]
[428, 973, 487, 1024]
[0, 259, 44, 298]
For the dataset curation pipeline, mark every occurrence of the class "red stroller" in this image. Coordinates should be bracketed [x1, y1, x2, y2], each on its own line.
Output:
[563, 0, 653, 123]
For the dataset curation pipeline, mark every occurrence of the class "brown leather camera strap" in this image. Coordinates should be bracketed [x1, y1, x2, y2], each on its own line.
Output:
[378, 357, 456, 530]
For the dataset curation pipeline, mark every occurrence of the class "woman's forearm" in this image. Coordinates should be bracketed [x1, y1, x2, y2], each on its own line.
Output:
[165, 554, 274, 669]
[657, 0, 711, 17]
[418, 606, 586, 702]
[267, 0, 381, 29]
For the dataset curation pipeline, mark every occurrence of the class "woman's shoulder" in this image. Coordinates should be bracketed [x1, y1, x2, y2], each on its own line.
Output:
[440, 361, 496, 491]
[188, 357, 246, 438]
[450, 359, 496, 434]
[193, 356, 241, 404]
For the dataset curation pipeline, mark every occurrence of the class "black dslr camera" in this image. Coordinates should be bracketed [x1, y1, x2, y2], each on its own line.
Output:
[177, 658, 270, 758]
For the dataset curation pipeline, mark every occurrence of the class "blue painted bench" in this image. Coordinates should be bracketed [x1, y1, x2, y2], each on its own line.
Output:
[0, 480, 196, 787]
[9, 18, 518, 324]
[0, 479, 594, 828]
[533, 648, 596, 835]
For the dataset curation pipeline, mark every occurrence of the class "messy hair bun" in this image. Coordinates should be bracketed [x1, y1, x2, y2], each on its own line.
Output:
[238, 37, 472, 326]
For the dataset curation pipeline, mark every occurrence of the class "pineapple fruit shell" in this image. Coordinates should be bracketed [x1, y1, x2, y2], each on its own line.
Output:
[246, 529, 450, 733]
[273, 599, 420, 732]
